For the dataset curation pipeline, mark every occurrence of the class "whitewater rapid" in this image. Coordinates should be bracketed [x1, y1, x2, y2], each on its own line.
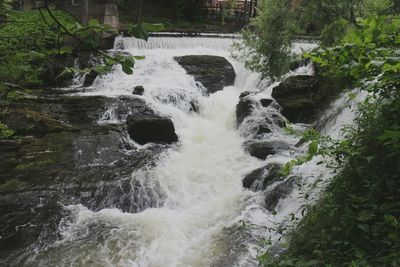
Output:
[21, 36, 359, 267]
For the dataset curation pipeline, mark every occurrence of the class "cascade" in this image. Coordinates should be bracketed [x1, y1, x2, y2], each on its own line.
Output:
[20, 36, 358, 267]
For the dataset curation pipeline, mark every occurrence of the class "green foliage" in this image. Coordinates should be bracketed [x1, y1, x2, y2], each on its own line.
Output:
[365, 0, 397, 16]
[297, 0, 364, 33]
[0, 8, 163, 88]
[233, 0, 296, 80]
[320, 19, 350, 47]
[278, 140, 319, 177]
[0, 10, 75, 87]
[0, 122, 14, 139]
[306, 16, 400, 97]
[285, 95, 400, 266]
[0, 0, 11, 17]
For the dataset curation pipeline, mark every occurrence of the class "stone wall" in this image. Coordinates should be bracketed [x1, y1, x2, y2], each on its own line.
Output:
[12, 1, 119, 31]
[89, 3, 119, 30]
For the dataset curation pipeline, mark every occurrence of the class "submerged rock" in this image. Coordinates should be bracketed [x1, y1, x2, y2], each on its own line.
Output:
[242, 163, 282, 191]
[244, 140, 291, 160]
[272, 75, 340, 123]
[264, 177, 296, 211]
[174, 55, 235, 94]
[133, 85, 145, 96]
[126, 114, 178, 145]
[236, 91, 282, 132]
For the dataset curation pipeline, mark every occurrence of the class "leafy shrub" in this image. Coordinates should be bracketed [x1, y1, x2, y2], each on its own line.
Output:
[260, 16, 400, 267]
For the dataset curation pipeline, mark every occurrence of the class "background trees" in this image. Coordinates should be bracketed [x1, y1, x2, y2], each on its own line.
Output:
[237, 0, 399, 80]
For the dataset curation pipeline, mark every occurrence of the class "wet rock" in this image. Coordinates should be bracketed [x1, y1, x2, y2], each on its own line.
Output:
[189, 101, 199, 113]
[256, 124, 273, 135]
[260, 98, 273, 107]
[265, 177, 296, 211]
[0, 92, 168, 261]
[242, 163, 282, 191]
[126, 114, 178, 145]
[133, 85, 145, 96]
[0, 192, 62, 258]
[272, 75, 340, 123]
[244, 140, 291, 160]
[39, 95, 150, 127]
[174, 55, 235, 94]
[0, 109, 74, 137]
[243, 167, 266, 189]
[271, 113, 287, 128]
[236, 98, 255, 127]
[53, 96, 108, 126]
[40, 57, 75, 87]
[152, 91, 200, 113]
[83, 70, 99, 87]
[239, 91, 252, 99]
[115, 96, 154, 117]
[289, 58, 311, 71]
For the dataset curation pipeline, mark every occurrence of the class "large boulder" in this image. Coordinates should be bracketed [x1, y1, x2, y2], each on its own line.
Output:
[174, 55, 235, 94]
[126, 114, 178, 145]
[271, 75, 340, 123]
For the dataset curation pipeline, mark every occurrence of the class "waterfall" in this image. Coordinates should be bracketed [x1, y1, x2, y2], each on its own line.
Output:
[21, 36, 355, 267]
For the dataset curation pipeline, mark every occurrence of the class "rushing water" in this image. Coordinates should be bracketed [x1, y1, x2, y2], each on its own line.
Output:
[20, 36, 360, 266]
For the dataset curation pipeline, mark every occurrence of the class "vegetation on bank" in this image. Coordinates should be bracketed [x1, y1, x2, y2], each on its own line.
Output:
[238, 1, 400, 265]
[0, 5, 162, 138]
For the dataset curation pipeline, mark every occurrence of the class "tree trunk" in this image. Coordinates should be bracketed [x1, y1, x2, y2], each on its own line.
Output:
[136, 0, 144, 24]
[81, 0, 89, 25]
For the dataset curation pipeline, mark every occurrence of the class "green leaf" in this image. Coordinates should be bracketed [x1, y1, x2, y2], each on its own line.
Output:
[55, 67, 74, 80]
[133, 55, 145, 60]
[88, 19, 100, 27]
[357, 211, 374, 222]
[357, 224, 369, 233]
[59, 46, 72, 55]
[122, 64, 133, 75]
[348, 92, 357, 100]
[308, 141, 319, 156]
[121, 58, 135, 75]
[377, 130, 400, 141]
[395, 35, 400, 44]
